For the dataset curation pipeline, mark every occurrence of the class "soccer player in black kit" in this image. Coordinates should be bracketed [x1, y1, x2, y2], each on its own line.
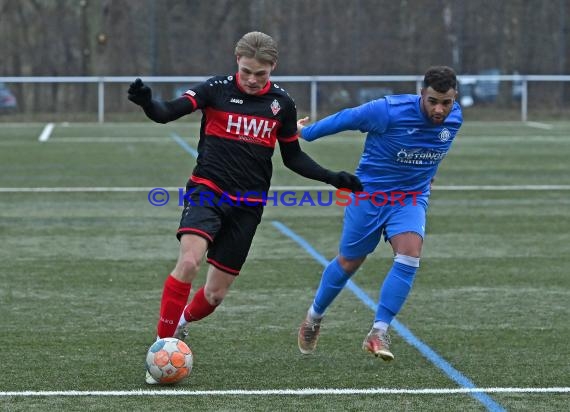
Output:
[128, 31, 362, 384]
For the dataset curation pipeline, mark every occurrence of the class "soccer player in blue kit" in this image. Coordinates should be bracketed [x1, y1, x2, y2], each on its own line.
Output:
[297, 66, 463, 361]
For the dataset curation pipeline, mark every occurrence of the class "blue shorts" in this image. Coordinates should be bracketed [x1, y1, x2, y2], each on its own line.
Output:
[339, 192, 428, 259]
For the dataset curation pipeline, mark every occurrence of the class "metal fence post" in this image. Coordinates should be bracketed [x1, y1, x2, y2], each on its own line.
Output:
[310, 79, 318, 121]
[416, 79, 422, 95]
[521, 79, 528, 122]
[98, 78, 105, 123]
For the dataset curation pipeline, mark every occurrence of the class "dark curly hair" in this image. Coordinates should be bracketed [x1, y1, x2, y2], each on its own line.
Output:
[423, 66, 457, 93]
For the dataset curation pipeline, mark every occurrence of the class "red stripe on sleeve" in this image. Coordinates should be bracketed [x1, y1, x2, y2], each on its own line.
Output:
[183, 94, 198, 110]
[278, 134, 299, 143]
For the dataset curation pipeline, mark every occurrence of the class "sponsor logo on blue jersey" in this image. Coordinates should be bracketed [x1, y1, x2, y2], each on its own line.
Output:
[396, 148, 447, 165]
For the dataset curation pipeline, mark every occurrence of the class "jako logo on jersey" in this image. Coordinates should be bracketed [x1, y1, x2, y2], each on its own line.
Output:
[230, 98, 243, 104]
[226, 115, 276, 140]
[438, 128, 451, 142]
[270, 99, 281, 115]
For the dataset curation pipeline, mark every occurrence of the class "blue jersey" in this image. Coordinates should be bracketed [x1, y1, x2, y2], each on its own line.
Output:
[301, 94, 463, 195]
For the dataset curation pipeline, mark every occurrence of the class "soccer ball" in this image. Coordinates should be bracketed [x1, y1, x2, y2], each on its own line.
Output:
[145, 337, 193, 384]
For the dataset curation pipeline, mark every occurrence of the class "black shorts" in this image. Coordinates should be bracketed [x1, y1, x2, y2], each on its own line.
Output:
[176, 184, 263, 275]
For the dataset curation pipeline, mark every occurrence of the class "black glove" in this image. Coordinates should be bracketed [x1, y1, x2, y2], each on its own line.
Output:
[327, 171, 363, 193]
[128, 78, 152, 107]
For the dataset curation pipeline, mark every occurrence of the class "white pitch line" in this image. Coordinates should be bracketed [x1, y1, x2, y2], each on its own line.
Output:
[38, 123, 55, 142]
[433, 185, 570, 191]
[525, 121, 554, 130]
[49, 137, 172, 143]
[2, 185, 570, 193]
[0, 387, 568, 397]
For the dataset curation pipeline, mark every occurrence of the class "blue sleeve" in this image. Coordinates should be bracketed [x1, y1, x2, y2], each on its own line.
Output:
[301, 98, 389, 141]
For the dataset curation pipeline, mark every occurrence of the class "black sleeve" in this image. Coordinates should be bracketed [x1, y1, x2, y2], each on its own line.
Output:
[278, 139, 334, 184]
[141, 97, 195, 124]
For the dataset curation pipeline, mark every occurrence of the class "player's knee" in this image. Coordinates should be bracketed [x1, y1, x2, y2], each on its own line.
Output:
[203, 287, 226, 306]
[176, 254, 202, 278]
[337, 255, 366, 274]
[390, 232, 423, 257]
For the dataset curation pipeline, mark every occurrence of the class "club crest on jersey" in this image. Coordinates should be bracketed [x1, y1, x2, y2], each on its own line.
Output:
[438, 128, 451, 142]
[270, 99, 281, 115]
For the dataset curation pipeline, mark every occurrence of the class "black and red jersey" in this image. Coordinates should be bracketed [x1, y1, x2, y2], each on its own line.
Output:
[181, 74, 298, 201]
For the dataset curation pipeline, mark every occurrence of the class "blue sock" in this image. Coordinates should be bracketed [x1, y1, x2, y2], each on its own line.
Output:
[375, 255, 419, 324]
[311, 258, 352, 316]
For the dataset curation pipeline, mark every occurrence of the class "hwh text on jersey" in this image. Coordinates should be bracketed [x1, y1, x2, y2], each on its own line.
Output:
[226, 114, 276, 140]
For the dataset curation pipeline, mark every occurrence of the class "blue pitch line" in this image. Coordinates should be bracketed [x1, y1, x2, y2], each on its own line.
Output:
[169, 132, 198, 158]
[271, 220, 505, 412]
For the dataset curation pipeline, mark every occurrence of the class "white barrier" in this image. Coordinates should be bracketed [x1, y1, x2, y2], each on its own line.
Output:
[2, 74, 570, 123]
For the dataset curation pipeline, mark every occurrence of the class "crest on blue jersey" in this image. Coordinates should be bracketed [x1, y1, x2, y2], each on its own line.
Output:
[438, 128, 451, 142]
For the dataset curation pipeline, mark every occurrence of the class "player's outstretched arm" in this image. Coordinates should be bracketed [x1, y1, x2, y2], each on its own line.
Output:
[279, 139, 362, 193]
[127, 78, 194, 123]
[300, 99, 388, 142]
[298, 108, 363, 142]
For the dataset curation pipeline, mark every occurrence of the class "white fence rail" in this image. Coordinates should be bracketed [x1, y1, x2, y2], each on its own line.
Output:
[2, 75, 570, 123]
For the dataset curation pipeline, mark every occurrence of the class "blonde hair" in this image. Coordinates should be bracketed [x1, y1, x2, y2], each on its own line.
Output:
[234, 31, 278, 65]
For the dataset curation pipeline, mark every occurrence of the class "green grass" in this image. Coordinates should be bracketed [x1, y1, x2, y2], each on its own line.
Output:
[0, 121, 569, 411]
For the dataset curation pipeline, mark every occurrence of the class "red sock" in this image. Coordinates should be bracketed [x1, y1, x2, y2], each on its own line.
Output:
[183, 287, 218, 322]
[157, 275, 191, 338]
